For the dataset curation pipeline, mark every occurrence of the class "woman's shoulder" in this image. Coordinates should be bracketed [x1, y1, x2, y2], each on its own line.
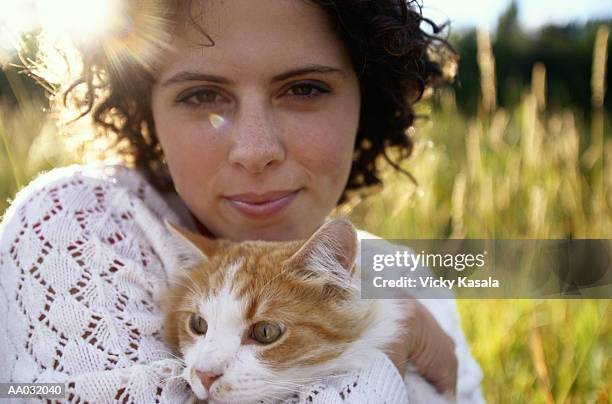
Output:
[6, 164, 152, 206]
[0, 164, 180, 242]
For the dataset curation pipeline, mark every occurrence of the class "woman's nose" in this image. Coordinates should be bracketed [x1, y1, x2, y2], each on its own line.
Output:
[227, 103, 285, 173]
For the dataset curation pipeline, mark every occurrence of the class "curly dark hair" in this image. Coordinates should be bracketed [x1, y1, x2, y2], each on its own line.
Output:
[40, 0, 456, 204]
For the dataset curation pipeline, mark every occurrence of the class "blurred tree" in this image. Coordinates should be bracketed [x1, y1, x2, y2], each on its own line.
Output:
[449, 2, 611, 117]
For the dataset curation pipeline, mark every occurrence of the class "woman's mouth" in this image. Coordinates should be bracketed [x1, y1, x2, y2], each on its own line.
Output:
[224, 189, 301, 218]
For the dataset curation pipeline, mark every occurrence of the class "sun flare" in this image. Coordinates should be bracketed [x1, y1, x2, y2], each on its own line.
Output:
[37, 0, 122, 43]
[34, 0, 173, 77]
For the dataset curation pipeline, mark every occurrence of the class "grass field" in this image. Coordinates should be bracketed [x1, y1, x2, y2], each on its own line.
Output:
[1, 28, 611, 403]
[345, 29, 611, 402]
[345, 88, 611, 403]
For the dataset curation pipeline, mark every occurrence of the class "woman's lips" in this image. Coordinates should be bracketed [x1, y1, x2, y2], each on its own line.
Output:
[224, 189, 301, 218]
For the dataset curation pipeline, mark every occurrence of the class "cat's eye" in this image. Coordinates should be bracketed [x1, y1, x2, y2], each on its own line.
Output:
[189, 314, 208, 335]
[251, 321, 283, 344]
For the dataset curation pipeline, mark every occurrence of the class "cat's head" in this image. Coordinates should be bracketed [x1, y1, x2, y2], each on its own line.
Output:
[162, 219, 379, 403]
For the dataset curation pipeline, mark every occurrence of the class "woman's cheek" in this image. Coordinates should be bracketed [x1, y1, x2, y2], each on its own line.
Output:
[166, 116, 214, 152]
[160, 119, 225, 188]
[291, 127, 355, 198]
[288, 109, 356, 163]
[319, 130, 355, 177]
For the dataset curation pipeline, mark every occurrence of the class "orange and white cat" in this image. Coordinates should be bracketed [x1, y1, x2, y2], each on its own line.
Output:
[161, 219, 447, 403]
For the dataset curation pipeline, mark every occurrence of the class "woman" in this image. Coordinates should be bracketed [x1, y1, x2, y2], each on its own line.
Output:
[0, 0, 483, 402]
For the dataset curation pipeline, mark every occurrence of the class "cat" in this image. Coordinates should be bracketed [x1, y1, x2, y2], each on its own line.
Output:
[161, 218, 451, 403]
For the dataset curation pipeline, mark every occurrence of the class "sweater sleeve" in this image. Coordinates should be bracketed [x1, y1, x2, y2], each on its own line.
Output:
[0, 166, 193, 403]
[356, 230, 485, 404]
[0, 166, 411, 404]
[278, 350, 408, 404]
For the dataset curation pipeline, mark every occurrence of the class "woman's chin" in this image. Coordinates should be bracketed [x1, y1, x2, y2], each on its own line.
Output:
[238, 223, 316, 241]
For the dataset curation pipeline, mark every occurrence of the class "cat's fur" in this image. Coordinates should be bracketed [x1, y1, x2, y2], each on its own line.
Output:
[161, 219, 444, 403]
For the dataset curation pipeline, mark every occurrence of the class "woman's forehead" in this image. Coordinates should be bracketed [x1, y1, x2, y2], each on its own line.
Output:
[157, 0, 352, 80]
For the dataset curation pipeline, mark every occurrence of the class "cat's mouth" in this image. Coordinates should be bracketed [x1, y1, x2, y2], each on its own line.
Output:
[223, 189, 302, 218]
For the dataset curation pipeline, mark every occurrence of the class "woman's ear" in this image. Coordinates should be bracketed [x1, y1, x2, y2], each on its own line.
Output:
[164, 220, 217, 262]
[285, 218, 359, 288]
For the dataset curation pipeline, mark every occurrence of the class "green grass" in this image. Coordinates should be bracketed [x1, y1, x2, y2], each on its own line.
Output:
[0, 98, 74, 213]
[1, 72, 611, 402]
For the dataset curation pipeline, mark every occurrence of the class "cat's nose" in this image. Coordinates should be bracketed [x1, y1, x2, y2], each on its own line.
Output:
[196, 370, 223, 390]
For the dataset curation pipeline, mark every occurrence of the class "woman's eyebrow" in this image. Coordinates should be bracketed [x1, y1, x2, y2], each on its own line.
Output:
[271, 65, 345, 82]
[161, 72, 231, 87]
[160, 64, 345, 87]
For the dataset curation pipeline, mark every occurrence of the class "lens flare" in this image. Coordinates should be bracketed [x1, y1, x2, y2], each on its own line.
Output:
[33, 0, 173, 78]
[208, 113, 228, 130]
[37, 0, 119, 42]
[100, 0, 174, 76]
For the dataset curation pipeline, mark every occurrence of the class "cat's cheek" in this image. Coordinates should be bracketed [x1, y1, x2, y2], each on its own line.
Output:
[207, 351, 267, 402]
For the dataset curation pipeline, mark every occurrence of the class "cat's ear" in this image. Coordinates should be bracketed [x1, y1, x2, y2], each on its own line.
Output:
[164, 220, 217, 263]
[286, 219, 358, 287]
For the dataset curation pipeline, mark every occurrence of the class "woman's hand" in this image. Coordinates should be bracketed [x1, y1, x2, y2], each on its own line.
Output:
[385, 300, 458, 395]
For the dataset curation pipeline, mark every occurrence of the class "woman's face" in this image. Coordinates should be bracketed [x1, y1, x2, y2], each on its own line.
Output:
[151, 0, 360, 241]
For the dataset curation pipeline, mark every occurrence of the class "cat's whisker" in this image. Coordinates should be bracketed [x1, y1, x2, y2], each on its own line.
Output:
[147, 349, 186, 363]
[162, 294, 189, 301]
[253, 395, 275, 404]
[259, 363, 352, 384]
[173, 271, 205, 297]
[160, 374, 187, 383]
[255, 268, 291, 301]
[257, 380, 302, 391]
[262, 387, 304, 400]
[169, 274, 207, 303]
[231, 378, 304, 400]
[154, 357, 185, 366]
[259, 376, 312, 386]
[274, 372, 353, 384]
[167, 275, 200, 295]
[257, 390, 291, 404]
[258, 376, 331, 390]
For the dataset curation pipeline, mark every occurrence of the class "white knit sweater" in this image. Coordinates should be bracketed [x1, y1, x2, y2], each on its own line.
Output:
[0, 165, 484, 403]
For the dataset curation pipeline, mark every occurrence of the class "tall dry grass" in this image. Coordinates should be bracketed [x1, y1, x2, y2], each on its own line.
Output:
[346, 26, 611, 403]
[0, 95, 74, 213]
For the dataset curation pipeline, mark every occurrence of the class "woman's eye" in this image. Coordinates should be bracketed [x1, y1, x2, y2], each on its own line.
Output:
[178, 89, 225, 106]
[287, 82, 329, 99]
[251, 321, 283, 344]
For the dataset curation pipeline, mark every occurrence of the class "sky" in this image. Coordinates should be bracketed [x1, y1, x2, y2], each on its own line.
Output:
[421, 0, 611, 31]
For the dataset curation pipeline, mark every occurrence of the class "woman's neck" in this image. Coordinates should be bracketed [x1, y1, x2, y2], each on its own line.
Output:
[162, 191, 217, 239]
[189, 212, 217, 239]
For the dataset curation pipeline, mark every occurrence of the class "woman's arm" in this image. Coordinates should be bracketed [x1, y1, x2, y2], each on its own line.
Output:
[357, 231, 485, 403]
[0, 167, 192, 402]
[387, 293, 485, 403]
[417, 298, 485, 403]
[385, 300, 458, 393]
[279, 350, 407, 404]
